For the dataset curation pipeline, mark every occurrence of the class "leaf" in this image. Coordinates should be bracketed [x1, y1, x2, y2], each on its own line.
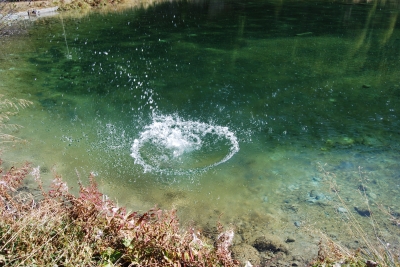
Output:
[101, 262, 115, 267]
[135, 212, 148, 226]
[123, 238, 132, 248]
[101, 247, 122, 263]
[183, 252, 190, 261]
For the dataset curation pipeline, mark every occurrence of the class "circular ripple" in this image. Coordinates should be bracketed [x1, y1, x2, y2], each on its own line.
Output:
[130, 115, 239, 175]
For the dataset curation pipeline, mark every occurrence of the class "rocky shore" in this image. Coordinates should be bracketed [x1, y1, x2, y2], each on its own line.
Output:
[1, 6, 59, 21]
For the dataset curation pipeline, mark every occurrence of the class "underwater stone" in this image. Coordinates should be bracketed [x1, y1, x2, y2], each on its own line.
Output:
[354, 206, 371, 217]
[337, 207, 348, 213]
[338, 137, 355, 146]
[309, 190, 324, 200]
[252, 234, 289, 254]
[231, 244, 260, 267]
[337, 161, 354, 170]
[367, 192, 377, 199]
[306, 197, 316, 203]
[358, 184, 368, 192]
[310, 190, 317, 198]
[285, 237, 295, 243]
[325, 139, 335, 147]
[288, 184, 300, 191]
[362, 136, 382, 146]
[312, 176, 321, 182]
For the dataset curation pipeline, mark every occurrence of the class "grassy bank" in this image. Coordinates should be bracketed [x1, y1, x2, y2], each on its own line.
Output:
[0, 162, 239, 266]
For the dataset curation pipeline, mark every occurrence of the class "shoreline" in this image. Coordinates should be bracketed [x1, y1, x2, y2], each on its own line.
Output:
[1, 6, 59, 22]
[1, 2, 61, 35]
[0, 0, 177, 33]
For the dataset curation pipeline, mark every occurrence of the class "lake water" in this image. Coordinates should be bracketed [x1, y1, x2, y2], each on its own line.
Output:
[1, 0, 400, 263]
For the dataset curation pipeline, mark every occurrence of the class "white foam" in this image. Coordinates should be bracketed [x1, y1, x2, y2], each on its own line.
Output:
[130, 114, 239, 175]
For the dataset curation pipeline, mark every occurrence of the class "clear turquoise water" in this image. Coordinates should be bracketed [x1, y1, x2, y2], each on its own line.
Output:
[2, 0, 400, 257]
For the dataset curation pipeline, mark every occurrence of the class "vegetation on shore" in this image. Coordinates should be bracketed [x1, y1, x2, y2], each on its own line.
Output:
[1, 163, 239, 266]
[58, 0, 124, 11]
[0, 162, 239, 266]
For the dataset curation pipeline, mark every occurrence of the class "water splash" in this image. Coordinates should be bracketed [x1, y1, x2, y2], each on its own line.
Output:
[130, 114, 239, 175]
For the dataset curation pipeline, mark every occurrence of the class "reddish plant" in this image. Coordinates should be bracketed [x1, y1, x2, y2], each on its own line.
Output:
[0, 160, 239, 267]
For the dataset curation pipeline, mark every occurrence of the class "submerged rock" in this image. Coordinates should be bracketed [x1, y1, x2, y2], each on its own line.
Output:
[252, 234, 289, 254]
[367, 191, 377, 199]
[337, 161, 355, 170]
[312, 176, 322, 182]
[288, 184, 300, 191]
[358, 183, 368, 192]
[285, 237, 296, 243]
[307, 190, 330, 205]
[231, 244, 261, 266]
[309, 190, 325, 200]
[354, 206, 371, 217]
[338, 137, 355, 146]
[337, 207, 348, 213]
[362, 136, 383, 147]
[325, 137, 357, 148]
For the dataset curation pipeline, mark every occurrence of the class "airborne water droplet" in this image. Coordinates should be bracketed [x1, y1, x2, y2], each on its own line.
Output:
[130, 114, 239, 175]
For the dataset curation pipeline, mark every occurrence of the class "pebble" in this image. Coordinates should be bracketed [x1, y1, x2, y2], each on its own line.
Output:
[338, 161, 354, 170]
[294, 221, 301, 227]
[312, 176, 321, 182]
[337, 207, 348, 213]
[286, 237, 295, 243]
[306, 197, 316, 203]
[355, 207, 371, 217]
[288, 184, 300, 191]
[367, 192, 377, 199]
[362, 136, 382, 146]
[338, 137, 355, 146]
[358, 184, 368, 191]
[309, 190, 318, 198]
[309, 190, 326, 200]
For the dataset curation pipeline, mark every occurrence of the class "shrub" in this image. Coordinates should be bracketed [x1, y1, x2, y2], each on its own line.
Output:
[59, 0, 125, 11]
[0, 162, 239, 267]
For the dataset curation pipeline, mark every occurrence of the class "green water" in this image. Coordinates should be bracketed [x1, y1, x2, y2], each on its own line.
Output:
[1, 0, 400, 260]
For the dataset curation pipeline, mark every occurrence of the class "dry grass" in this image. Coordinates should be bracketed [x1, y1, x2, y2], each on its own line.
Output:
[0, 95, 32, 144]
[0, 161, 239, 267]
[310, 163, 400, 267]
